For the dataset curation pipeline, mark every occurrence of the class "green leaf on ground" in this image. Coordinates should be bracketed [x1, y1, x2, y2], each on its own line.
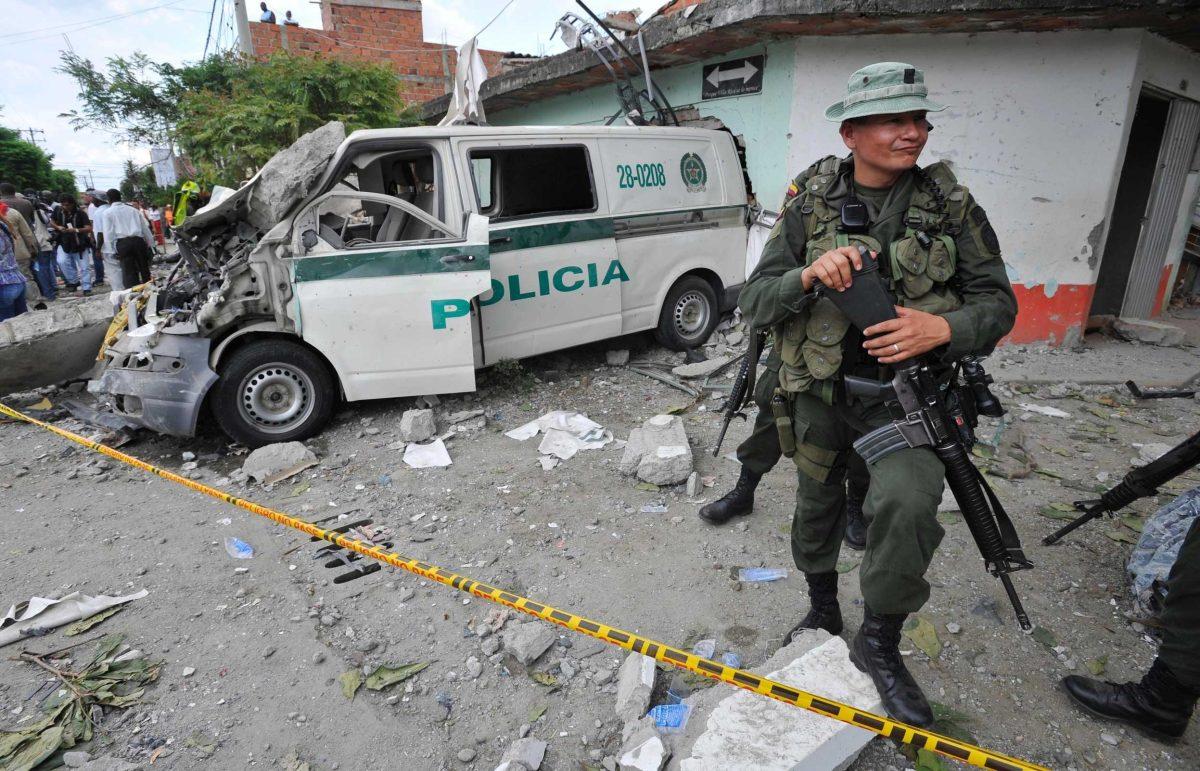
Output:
[338, 670, 362, 699]
[902, 615, 941, 660]
[835, 559, 859, 574]
[65, 606, 125, 636]
[635, 482, 660, 492]
[1086, 656, 1108, 676]
[1030, 626, 1056, 648]
[185, 730, 218, 757]
[289, 481, 312, 497]
[915, 747, 945, 771]
[1105, 528, 1139, 544]
[971, 445, 995, 460]
[931, 700, 978, 744]
[530, 671, 558, 687]
[528, 704, 548, 722]
[1034, 468, 1064, 479]
[936, 511, 960, 525]
[1038, 505, 1077, 521]
[364, 662, 428, 691]
[1120, 515, 1144, 533]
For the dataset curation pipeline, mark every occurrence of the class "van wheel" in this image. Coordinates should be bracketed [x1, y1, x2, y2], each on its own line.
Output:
[211, 339, 336, 447]
[654, 276, 719, 351]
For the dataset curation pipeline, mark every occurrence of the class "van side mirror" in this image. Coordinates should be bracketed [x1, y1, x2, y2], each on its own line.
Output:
[301, 229, 319, 253]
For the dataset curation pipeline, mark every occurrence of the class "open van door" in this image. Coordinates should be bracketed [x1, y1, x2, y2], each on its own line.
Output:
[289, 191, 491, 400]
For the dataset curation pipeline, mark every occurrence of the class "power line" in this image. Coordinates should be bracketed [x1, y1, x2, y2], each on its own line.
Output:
[202, 0, 220, 58]
[2, 0, 196, 45]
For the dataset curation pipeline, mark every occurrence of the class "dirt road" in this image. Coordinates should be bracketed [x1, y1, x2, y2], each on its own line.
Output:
[2, 335, 1198, 770]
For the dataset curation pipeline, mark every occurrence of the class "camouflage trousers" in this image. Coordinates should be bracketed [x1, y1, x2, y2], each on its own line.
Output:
[1159, 515, 1200, 688]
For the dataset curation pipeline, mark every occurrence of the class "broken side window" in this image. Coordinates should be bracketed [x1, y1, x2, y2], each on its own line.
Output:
[468, 146, 596, 222]
[311, 197, 453, 252]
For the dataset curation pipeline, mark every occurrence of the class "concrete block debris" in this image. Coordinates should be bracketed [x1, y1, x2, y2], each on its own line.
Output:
[497, 736, 548, 770]
[246, 121, 346, 231]
[618, 723, 668, 771]
[615, 652, 656, 722]
[399, 408, 437, 442]
[241, 441, 318, 485]
[1019, 402, 1071, 419]
[1111, 317, 1185, 347]
[671, 356, 733, 380]
[502, 621, 556, 665]
[0, 295, 114, 394]
[675, 630, 880, 770]
[620, 415, 693, 485]
[607, 349, 631, 366]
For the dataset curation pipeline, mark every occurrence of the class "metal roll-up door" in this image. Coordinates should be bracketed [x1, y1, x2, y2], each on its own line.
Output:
[1123, 97, 1200, 318]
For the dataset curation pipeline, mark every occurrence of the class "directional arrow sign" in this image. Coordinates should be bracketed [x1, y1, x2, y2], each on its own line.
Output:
[701, 55, 764, 100]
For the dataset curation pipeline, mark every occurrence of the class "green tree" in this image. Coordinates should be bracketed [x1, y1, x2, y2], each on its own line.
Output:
[0, 125, 78, 192]
[119, 160, 163, 204]
[175, 52, 419, 183]
[57, 51, 245, 147]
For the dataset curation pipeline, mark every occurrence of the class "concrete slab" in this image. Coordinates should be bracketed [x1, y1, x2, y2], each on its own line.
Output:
[0, 295, 114, 394]
[671, 630, 881, 771]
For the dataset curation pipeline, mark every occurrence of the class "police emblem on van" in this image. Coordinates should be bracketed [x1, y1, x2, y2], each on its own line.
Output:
[680, 153, 707, 193]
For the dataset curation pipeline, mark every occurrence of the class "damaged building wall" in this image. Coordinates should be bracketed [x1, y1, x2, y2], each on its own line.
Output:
[491, 26, 1200, 345]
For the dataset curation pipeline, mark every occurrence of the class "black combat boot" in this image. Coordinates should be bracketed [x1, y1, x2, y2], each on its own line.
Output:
[843, 490, 867, 551]
[782, 571, 843, 645]
[698, 468, 761, 525]
[849, 607, 934, 727]
[1062, 658, 1198, 741]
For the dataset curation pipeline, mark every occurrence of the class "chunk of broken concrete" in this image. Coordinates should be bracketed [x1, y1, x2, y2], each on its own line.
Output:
[502, 621, 556, 665]
[620, 415, 693, 486]
[0, 295, 114, 394]
[618, 722, 668, 771]
[615, 652, 656, 722]
[242, 442, 318, 485]
[607, 349, 631, 366]
[675, 630, 881, 770]
[1111, 317, 1185, 347]
[671, 356, 732, 379]
[246, 121, 347, 231]
[399, 409, 437, 442]
[498, 737, 548, 770]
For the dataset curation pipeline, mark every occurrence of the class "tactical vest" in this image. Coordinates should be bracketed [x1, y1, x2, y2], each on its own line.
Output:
[777, 157, 967, 395]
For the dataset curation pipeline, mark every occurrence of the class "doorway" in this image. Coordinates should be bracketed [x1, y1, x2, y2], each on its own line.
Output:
[1091, 90, 1170, 317]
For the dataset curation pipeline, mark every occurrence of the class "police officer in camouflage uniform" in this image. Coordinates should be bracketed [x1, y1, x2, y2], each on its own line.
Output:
[739, 62, 1017, 726]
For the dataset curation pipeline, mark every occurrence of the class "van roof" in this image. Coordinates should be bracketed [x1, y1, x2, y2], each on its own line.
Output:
[345, 125, 729, 142]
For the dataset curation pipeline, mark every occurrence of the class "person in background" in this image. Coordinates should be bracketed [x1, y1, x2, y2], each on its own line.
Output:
[260, 2, 277, 22]
[86, 191, 108, 287]
[0, 198, 40, 302]
[50, 194, 93, 296]
[104, 189, 154, 287]
[283, 10, 299, 25]
[0, 182, 34, 224]
[147, 203, 166, 251]
[91, 191, 120, 290]
[28, 193, 57, 302]
[0, 209, 29, 322]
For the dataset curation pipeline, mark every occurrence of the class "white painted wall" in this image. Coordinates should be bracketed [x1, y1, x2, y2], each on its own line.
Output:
[785, 30, 1144, 295]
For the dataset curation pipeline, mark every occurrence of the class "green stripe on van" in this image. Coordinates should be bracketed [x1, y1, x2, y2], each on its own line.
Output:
[293, 244, 490, 283]
[490, 205, 745, 254]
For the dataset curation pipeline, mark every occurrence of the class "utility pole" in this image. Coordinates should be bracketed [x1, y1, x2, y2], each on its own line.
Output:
[24, 128, 46, 147]
[233, 0, 255, 56]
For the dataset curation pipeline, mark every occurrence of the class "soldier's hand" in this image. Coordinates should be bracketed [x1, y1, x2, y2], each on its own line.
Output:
[862, 306, 952, 363]
[802, 247, 865, 292]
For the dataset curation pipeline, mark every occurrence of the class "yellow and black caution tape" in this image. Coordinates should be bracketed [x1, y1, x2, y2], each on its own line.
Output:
[0, 402, 1046, 771]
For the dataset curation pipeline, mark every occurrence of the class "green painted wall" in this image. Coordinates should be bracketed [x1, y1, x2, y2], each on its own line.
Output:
[490, 40, 798, 207]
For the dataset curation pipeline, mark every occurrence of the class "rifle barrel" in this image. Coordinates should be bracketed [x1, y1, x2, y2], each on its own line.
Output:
[1042, 504, 1106, 545]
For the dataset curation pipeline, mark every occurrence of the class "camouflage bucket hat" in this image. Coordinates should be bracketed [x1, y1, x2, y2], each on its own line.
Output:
[825, 62, 946, 122]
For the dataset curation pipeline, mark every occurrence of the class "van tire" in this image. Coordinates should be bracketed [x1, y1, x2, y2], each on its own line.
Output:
[211, 339, 336, 447]
[654, 275, 719, 351]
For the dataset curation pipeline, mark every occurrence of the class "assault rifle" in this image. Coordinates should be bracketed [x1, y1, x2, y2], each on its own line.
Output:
[1042, 428, 1200, 545]
[712, 330, 768, 457]
[816, 248, 1034, 629]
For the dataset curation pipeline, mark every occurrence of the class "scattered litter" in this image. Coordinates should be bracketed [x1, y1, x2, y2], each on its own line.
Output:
[1018, 403, 1071, 418]
[650, 703, 692, 733]
[902, 615, 942, 660]
[538, 456, 559, 471]
[1128, 485, 1200, 613]
[241, 441, 318, 485]
[737, 567, 787, 583]
[640, 504, 668, 514]
[1, 589, 148, 648]
[720, 651, 742, 668]
[403, 439, 452, 468]
[223, 537, 255, 559]
[506, 410, 614, 462]
[691, 639, 716, 658]
[64, 605, 125, 636]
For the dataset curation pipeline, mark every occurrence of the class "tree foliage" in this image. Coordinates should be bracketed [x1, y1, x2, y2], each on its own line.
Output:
[175, 52, 419, 182]
[0, 125, 78, 193]
[59, 50, 420, 187]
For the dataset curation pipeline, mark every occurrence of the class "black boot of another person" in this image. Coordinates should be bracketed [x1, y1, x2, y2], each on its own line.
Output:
[782, 571, 843, 645]
[843, 491, 867, 551]
[1062, 658, 1198, 741]
[698, 468, 761, 525]
[850, 607, 934, 727]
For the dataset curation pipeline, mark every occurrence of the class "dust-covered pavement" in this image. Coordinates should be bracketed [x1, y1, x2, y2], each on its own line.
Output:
[2, 332, 1199, 770]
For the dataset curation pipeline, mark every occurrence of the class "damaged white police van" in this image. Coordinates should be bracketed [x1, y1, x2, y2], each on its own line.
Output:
[94, 122, 749, 446]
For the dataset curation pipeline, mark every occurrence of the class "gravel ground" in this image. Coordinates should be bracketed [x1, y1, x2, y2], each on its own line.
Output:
[2, 332, 1198, 770]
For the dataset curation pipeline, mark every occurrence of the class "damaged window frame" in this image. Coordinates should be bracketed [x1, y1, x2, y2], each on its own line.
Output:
[292, 191, 462, 255]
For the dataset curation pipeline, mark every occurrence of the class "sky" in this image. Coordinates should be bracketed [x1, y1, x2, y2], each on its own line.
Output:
[2, 0, 647, 190]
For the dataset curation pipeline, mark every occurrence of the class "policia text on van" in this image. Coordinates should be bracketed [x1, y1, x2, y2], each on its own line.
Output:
[93, 124, 749, 446]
